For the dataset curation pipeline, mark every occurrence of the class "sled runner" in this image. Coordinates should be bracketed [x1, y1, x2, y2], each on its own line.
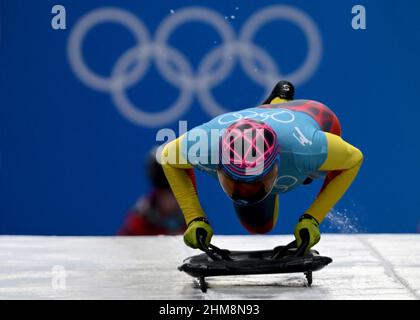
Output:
[178, 230, 333, 292]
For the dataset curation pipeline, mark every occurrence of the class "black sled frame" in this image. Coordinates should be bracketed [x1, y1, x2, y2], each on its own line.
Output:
[178, 230, 333, 292]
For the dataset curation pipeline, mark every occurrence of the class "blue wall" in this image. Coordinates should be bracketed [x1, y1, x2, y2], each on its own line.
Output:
[1, 0, 419, 235]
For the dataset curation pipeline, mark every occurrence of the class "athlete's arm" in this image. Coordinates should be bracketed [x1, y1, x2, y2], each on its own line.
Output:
[160, 135, 206, 225]
[306, 132, 363, 223]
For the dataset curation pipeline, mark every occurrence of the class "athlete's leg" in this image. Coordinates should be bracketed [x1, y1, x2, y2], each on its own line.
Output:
[307, 133, 363, 223]
[233, 194, 279, 234]
[284, 100, 343, 186]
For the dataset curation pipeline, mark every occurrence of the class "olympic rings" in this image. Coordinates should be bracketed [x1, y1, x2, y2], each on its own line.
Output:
[68, 5, 322, 127]
[217, 110, 295, 125]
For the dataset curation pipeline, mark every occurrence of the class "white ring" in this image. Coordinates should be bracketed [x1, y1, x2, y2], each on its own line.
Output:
[240, 5, 322, 86]
[68, 7, 151, 92]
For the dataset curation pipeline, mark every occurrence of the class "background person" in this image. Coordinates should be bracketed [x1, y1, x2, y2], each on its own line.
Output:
[118, 148, 186, 236]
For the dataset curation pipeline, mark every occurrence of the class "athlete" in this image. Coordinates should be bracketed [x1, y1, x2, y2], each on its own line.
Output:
[161, 81, 363, 253]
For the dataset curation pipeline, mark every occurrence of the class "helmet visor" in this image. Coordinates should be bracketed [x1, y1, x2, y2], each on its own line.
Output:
[217, 163, 278, 204]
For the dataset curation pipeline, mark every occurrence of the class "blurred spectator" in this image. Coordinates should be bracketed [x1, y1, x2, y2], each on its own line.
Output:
[118, 148, 186, 235]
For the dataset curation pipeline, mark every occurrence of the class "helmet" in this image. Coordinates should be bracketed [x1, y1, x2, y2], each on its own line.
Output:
[217, 119, 280, 205]
[263, 80, 295, 104]
[146, 147, 170, 189]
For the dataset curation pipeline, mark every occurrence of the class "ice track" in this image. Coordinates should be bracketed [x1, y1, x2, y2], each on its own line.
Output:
[0, 235, 419, 300]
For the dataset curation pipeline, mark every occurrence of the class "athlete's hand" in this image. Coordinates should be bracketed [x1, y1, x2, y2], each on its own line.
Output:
[294, 214, 320, 254]
[183, 218, 213, 249]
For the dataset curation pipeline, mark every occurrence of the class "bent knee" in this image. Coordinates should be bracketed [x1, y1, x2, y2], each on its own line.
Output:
[347, 145, 364, 168]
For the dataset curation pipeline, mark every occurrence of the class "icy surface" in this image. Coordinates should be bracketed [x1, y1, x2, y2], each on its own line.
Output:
[0, 235, 419, 300]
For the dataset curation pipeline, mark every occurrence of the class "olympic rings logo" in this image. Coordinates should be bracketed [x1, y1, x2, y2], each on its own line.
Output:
[217, 110, 296, 125]
[67, 6, 322, 127]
